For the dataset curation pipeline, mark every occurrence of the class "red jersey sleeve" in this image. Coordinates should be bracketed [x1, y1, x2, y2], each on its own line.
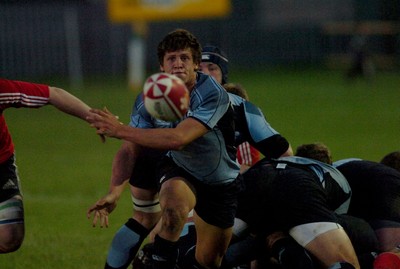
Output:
[237, 141, 261, 166]
[0, 79, 50, 164]
[0, 79, 50, 110]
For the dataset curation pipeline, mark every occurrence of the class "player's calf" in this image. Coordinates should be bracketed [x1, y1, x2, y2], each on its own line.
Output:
[105, 218, 151, 269]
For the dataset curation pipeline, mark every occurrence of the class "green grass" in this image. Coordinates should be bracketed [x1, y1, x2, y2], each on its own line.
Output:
[231, 67, 400, 161]
[1, 67, 399, 268]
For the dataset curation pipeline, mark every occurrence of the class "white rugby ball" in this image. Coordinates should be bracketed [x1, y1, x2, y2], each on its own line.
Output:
[143, 73, 190, 122]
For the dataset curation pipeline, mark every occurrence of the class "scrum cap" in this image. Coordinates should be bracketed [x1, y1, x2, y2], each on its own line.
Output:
[201, 45, 229, 84]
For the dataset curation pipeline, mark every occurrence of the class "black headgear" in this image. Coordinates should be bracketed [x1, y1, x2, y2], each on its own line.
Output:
[201, 45, 229, 84]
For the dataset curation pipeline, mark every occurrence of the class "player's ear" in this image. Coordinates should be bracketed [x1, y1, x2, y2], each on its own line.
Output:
[160, 65, 164, 72]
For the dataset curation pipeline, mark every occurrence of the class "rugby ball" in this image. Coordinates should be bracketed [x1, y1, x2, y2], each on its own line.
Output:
[143, 73, 190, 122]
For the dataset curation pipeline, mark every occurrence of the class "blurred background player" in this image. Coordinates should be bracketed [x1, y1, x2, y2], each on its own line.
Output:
[0, 78, 93, 253]
[345, 23, 375, 81]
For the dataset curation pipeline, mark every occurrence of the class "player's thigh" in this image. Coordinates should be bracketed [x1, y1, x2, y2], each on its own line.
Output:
[130, 185, 158, 201]
[296, 224, 359, 269]
[129, 158, 159, 209]
[159, 177, 196, 210]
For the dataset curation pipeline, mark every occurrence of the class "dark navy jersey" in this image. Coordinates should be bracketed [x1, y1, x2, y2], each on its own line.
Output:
[228, 93, 289, 159]
[129, 72, 240, 184]
[237, 159, 339, 234]
[334, 159, 400, 222]
[275, 156, 352, 214]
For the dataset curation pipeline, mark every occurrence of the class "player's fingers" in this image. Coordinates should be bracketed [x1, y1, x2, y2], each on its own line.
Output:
[99, 134, 106, 143]
[103, 106, 110, 113]
[94, 126, 106, 134]
[104, 216, 109, 228]
[89, 108, 104, 114]
[100, 213, 108, 228]
[92, 211, 100, 227]
[86, 114, 101, 124]
[95, 108, 112, 117]
[87, 205, 97, 218]
[87, 110, 109, 123]
[102, 107, 121, 121]
[100, 214, 109, 228]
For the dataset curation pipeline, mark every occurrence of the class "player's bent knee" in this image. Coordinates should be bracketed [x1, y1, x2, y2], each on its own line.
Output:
[0, 241, 22, 253]
[196, 257, 220, 269]
[0, 228, 24, 253]
[0, 197, 25, 253]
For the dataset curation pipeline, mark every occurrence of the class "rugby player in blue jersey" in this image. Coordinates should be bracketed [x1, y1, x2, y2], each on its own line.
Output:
[86, 42, 293, 269]
[87, 29, 242, 269]
[199, 45, 293, 166]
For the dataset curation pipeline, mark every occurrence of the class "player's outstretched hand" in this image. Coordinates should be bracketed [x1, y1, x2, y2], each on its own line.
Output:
[86, 107, 122, 138]
[99, 133, 106, 143]
[87, 193, 118, 228]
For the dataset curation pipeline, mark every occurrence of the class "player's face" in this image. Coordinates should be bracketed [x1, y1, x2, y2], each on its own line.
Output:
[161, 49, 198, 89]
[199, 62, 223, 84]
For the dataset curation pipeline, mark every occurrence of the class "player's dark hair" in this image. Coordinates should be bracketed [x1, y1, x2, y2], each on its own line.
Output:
[295, 142, 333, 164]
[157, 29, 202, 66]
[224, 83, 249, 100]
[380, 151, 400, 172]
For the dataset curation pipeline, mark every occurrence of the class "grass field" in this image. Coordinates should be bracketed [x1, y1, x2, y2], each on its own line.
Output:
[1, 67, 399, 268]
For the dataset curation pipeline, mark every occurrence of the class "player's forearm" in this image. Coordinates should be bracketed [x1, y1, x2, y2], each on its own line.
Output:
[115, 125, 186, 150]
[108, 180, 128, 200]
[108, 144, 137, 196]
[49, 86, 91, 120]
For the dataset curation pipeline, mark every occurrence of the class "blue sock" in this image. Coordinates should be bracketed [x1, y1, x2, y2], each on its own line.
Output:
[105, 218, 149, 269]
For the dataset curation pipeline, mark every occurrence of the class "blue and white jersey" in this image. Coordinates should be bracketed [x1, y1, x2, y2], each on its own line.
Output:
[333, 158, 363, 168]
[275, 156, 352, 214]
[228, 93, 289, 159]
[130, 72, 240, 185]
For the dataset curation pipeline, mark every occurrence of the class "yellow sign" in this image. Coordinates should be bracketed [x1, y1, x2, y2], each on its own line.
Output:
[108, 0, 231, 22]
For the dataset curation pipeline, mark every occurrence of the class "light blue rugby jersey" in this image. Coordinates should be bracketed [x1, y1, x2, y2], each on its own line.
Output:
[228, 93, 279, 145]
[275, 156, 352, 214]
[129, 72, 240, 185]
[332, 158, 363, 168]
